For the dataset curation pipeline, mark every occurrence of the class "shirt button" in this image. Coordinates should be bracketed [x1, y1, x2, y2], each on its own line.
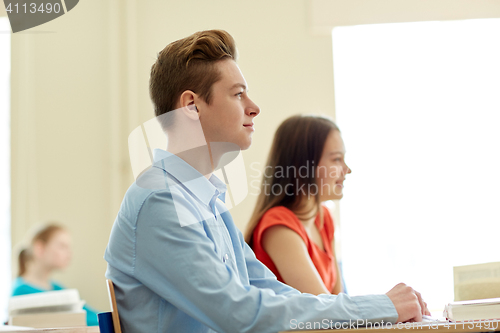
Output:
[223, 253, 229, 263]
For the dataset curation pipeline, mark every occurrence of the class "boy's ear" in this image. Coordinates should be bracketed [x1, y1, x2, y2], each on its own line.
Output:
[179, 90, 200, 120]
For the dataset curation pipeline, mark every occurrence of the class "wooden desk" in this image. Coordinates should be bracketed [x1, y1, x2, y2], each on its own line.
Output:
[280, 320, 500, 333]
[0, 327, 99, 333]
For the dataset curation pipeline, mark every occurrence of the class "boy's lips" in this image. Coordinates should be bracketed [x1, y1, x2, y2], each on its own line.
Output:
[243, 123, 254, 131]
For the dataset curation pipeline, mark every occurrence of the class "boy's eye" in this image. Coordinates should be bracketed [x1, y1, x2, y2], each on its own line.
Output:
[236, 92, 243, 98]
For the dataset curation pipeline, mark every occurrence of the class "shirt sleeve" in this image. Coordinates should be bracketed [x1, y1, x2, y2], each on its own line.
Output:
[134, 190, 398, 333]
[241, 231, 301, 297]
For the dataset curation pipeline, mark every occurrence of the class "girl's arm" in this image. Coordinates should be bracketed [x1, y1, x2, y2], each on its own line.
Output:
[261, 225, 331, 295]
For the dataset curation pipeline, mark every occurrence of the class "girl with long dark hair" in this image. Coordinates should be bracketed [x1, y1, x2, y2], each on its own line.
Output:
[245, 114, 350, 295]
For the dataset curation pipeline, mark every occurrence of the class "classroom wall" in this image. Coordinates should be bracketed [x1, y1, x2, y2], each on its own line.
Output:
[10, 1, 120, 312]
[7, 0, 500, 312]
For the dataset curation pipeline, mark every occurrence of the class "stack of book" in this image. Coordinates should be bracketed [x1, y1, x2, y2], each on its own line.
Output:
[444, 297, 500, 321]
[8, 289, 86, 328]
[454, 262, 500, 301]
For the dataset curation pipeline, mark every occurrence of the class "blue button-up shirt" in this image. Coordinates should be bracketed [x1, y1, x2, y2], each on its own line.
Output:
[104, 149, 398, 333]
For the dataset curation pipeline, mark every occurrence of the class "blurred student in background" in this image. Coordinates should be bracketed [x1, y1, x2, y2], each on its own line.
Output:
[246, 114, 349, 295]
[12, 224, 99, 326]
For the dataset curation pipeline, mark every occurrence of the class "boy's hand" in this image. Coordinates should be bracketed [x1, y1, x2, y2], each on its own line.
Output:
[386, 283, 430, 322]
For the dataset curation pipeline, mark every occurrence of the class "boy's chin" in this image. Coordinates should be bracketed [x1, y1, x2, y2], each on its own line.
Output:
[235, 138, 252, 151]
[240, 142, 252, 150]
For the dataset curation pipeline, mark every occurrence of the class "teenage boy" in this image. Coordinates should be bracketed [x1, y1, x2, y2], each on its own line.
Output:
[104, 29, 429, 333]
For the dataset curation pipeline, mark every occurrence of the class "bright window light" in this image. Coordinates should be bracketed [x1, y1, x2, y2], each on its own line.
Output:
[332, 19, 500, 314]
[0, 17, 11, 322]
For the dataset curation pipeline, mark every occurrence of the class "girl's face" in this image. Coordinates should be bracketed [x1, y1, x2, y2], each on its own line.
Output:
[37, 230, 72, 270]
[316, 130, 351, 201]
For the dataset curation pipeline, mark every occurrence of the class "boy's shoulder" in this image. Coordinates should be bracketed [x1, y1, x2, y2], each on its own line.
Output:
[122, 166, 173, 207]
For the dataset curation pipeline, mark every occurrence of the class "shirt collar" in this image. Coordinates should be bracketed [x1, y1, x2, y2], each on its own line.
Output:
[152, 149, 227, 205]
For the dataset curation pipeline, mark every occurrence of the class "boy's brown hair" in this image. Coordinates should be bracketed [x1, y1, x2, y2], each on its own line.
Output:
[149, 30, 237, 122]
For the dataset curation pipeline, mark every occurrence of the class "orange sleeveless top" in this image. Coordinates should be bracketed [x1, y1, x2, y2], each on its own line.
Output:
[251, 205, 337, 291]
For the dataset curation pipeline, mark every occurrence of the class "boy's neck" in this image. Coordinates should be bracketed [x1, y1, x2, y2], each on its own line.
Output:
[168, 143, 215, 180]
[167, 138, 238, 181]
